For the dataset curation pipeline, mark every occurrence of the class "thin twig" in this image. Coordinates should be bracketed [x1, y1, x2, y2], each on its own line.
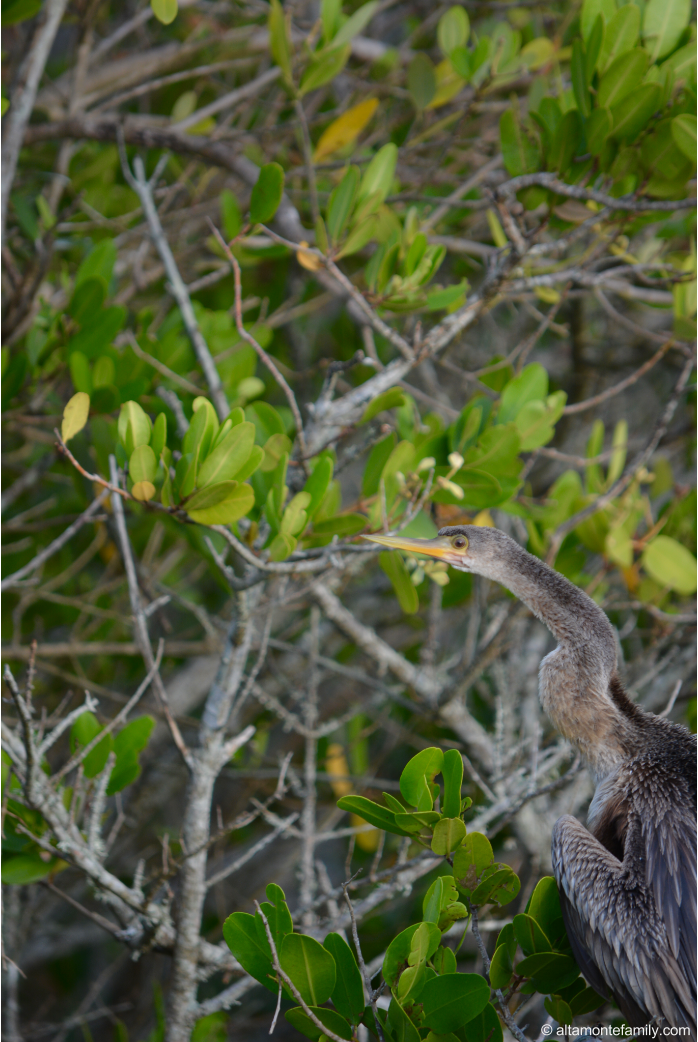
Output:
[207, 220, 308, 464]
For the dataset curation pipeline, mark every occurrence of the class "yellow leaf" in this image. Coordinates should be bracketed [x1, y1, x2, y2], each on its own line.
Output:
[426, 58, 465, 109]
[473, 510, 494, 527]
[151, 0, 177, 24]
[351, 813, 381, 851]
[131, 481, 156, 502]
[534, 286, 561, 304]
[297, 240, 323, 271]
[486, 208, 508, 248]
[61, 392, 90, 443]
[325, 744, 353, 797]
[520, 37, 556, 70]
[313, 97, 379, 162]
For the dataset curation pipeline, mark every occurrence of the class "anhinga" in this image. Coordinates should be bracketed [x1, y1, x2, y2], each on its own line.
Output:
[365, 525, 697, 1037]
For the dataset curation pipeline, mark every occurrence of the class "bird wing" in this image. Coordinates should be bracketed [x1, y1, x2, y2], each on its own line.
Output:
[552, 814, 696, 1035]
[642, 786, 697, 1001]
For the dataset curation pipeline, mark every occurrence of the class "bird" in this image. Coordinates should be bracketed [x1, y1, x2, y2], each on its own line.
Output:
[365, 524, 697, 1037]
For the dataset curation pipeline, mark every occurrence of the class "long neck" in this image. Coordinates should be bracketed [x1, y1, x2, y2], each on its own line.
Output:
[479, 540, 638, 775]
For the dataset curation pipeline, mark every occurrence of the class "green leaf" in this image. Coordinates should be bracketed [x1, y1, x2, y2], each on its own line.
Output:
[642, 535, 698, 594]
[513, 913, 552, 956]
[119, 401, 152, 456]
[363, 433, 397, 496]
[61, 392, 91, 443]
[580, 0, 615, 42]
[303, 456, 334, 519]
[222, 912, 276, 992]
[76, 238, 116, 288]
[151, 0, 178, 24]
[421, 974, 490, 1032]
[250, 163, 285, 225]
[408, 921, 442, 966]
[383, 924, 421, 987]
[269, 532, 297, 561]
[585, 15, 604, 82]
[499, 109, 541, 177]
[662, 41, 696, 84]
[489, 943, 514, 989]
[643, 0, 690, 61]
[130, 445, 157, 484]
[462, 1003, 503, 1042]
[197, 422, 255, 486]
[256, 883, 294, 957]
[498, 363, 548, 424]
[331, 0, 379, 48]
[453, 832, 494, 892]
[597, 48, 649, 108]
[431, 817, 467, 855]
[598, 4, 640, 73]
[269, 0, 293, 83]
[183, 398, 219, 461]
[279, 933, 336, 1006]
[175, 453, 197, 499]
[1, 0, 42, 26]
[260, 432, 292, 472]
[387, 998, 421, 1042]
[473, 865, 520, 907]
[312, 513, 366, 537]
[150, 413, 168, 458]
[408, 53, 437, 110]
[336, 212, 381, 257]
[337, 794, 413, 836]
[438, 6, 469, 55]
[327, 166, 360, 243]
[67, 306, 126, 360]
[526, 877, 565, 943]
[379, 551, 419, 614]
[300, 44, 351, 95]
[586, 107, 613, 155]
[394, 810, 441, 832]
[548, 110, 582, 174]
[571, 40, 591, 118]
[185, 481, 241, 512]
[323, 933, 364, 1025]
[114, 716, 154, 758]
[357, 143, 398, 208]
[610, 83, 661, 142]
[423, 877, 446, 924]
[515, 952, 579, 992]
[432, 946, 458, 975]
[187, 483, 255, 525]
[361, 388, 407, 425]
[284, 1007, 352, 1041]
[515, 391, 566, 451]
[281, 491, 311, 536]
[671, 114, 697, 160]
[441, 748, 464, 818]
[569, 985, 606, 1015]
[69, 277, 106, 323]
[221, 189, 242, 240]
[544, 996, 573, 1026]
[399, 747, 444, 810]
[2, 852, 58, 885]
[70, 711, 112, 779]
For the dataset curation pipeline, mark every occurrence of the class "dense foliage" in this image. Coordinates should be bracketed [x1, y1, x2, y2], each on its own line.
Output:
[1, 0, 695, 1039]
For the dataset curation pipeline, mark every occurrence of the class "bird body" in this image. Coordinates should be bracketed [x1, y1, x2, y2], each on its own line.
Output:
[364, 525, 697, 1036]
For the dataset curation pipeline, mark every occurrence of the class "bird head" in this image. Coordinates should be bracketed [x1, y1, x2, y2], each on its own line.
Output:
[362, 524, 503, 573]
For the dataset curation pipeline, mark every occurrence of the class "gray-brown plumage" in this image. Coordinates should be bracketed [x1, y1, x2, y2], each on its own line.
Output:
[365, 525, 697, 1036]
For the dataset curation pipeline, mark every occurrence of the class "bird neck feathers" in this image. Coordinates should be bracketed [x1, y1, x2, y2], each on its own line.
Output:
[478, 540, 638, 776]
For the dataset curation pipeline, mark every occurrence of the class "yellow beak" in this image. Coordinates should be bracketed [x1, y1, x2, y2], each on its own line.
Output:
[362, 533, 454, 560]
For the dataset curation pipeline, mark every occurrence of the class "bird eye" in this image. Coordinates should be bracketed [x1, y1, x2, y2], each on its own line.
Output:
[451, 536, 468, 550]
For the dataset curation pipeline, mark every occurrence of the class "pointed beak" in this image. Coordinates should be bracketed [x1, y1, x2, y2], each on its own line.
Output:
[362, 533, 454, 560]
